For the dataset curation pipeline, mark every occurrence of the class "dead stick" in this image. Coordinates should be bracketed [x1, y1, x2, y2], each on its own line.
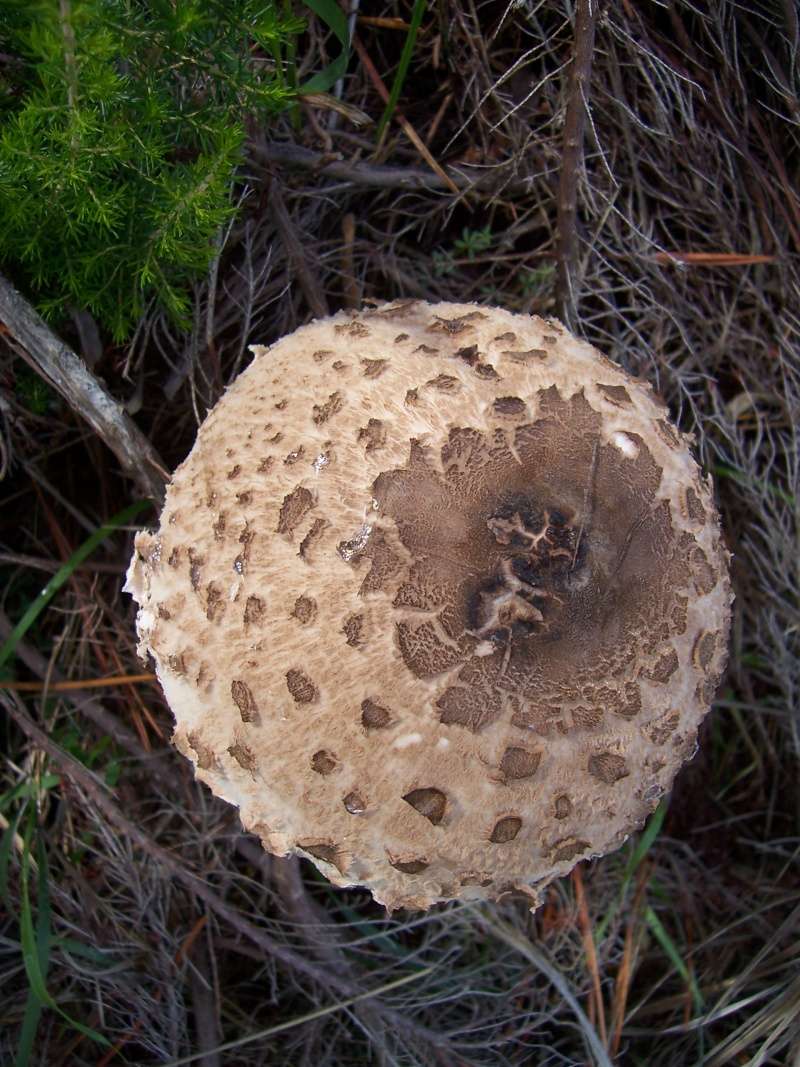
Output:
[351, 35, 460, 195]
[250, 140, 538, 196]
[268, 179, 330, 320]
[1, 690, 364, 992]
[0, 272, 168, 504]
[0, 672, 156, 693]
[0, 607, 159, 761]
[4, 689, 443, 1058]
[573, 864, 608, 1048]
[341, 213, 359, 309]
[555, 0, 598, 326]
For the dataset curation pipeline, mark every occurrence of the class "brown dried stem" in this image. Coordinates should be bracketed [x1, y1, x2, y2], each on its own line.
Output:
[0, 271, 168, 503]
[0, 606, 157, 761]
[268, 179, 330, 319]
[1, 689, 362, 991]
[555, 0, 598, 326]
[250, 139, 531, 195]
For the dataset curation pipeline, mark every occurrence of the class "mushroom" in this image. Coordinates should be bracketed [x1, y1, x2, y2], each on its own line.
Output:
[125, 301, 731, 910]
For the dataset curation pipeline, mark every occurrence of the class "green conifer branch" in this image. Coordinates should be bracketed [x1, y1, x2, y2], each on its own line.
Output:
[0, 0, 304, 340]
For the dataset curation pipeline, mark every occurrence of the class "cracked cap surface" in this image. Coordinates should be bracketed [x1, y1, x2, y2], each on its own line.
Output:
[125, 301, 731, 909]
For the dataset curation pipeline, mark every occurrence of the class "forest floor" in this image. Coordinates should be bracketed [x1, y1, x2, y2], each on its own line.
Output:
[1, 2, 798, 1065]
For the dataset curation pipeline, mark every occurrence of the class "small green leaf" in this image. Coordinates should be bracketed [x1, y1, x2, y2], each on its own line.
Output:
[595, 797, 669, 942]
[645, 906, 704, 1014]
[376, 0, 427, 139]
[625, 796, 668, 878]
[453, 225, 493, 259]
[298, 0, 351, 95]
[18, 816, 109, 1047]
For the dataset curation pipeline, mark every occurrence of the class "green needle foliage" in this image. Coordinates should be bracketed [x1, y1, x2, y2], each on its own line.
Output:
[0, 0, 305, 340]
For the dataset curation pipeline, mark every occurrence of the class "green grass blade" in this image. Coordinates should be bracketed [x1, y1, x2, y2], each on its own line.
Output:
[0, 782, 28, 817]
[15, 833, 51, 1067]
[376, 0, 427, 140]
[625, 796, 669, 878]
[15, 989, 44, 1067]
[0, 777, 61, 817]
[713, 463, 796, 506]
[645, 906, 704, 1014]
[18, 814, 109, 1047]
[595, 797, 669, 942]
[0, 499, 152, 674]
[299, 0, 350, 94]
[19, 817, 54, 1003]
[0, 805, 25, 905]
[56, 938, 114, 965]
[334, 899, 408, 957]
[33, 835, 51, 976]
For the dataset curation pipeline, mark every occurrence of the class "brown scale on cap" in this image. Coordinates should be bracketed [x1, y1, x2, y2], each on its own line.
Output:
[125, 300, 732, 910]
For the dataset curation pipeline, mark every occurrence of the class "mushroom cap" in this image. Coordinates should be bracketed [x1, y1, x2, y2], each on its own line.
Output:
[126, 301, 731, 910]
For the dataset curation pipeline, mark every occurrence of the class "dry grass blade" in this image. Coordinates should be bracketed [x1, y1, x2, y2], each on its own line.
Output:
[572, 865, 607, 1048]
[555, 0, 598, 325]
[653, 252, 777, 266]
[0, 273, 168, 503]
[609, 863, 650, 1056]
[0, 673, 156, 692]
[352, 35, 460, 193]
[481, 910, 614, 1067]
[1, 691, 358, 990]
[160, 967, 435, 1067]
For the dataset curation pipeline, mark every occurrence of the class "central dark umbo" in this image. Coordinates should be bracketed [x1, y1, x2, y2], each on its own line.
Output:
[359, 389, 685, 733]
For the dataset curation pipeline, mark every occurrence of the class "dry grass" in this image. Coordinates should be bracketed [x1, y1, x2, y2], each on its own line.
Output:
[1, 2, 798, 1064]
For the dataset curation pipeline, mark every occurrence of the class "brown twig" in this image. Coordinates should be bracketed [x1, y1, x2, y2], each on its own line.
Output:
[341, 213, 360, 309]
[188, 919, 223, 1067]
[0, 672, 156, 692]
[0, 607, 160, 761]
[0, 689, 366, 993]
[250, 139, 548, 199]
[0, 271, 168, 504]
[268, 179, 330, 319]
[252, 138, 455, 189]
[555, 0, 598, 326]
[572, 864, 608, 1049]
[351, 35, 460, 194]
[0, 551, 127, 575]
[609, 863, 651, 1056]
[654, 252, 777, 266]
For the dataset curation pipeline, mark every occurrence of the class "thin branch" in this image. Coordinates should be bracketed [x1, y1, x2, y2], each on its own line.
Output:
[0, 551, 126, 575]
[1, 690, 362, 992]
[351, 33, 460, 194]
[58, 0, 78, 113]
[4, 689, 444, 1062]
[250, 139, 543, 197]
[0, 272, 168, 504]
[251, 139, 461, 191]
[0, 607, 160, 761]
[268, 179, 330, 319]
[555, 0, 599, 326]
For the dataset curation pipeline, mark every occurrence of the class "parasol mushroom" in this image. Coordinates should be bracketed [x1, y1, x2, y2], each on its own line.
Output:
[125, 301, 731, 910]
